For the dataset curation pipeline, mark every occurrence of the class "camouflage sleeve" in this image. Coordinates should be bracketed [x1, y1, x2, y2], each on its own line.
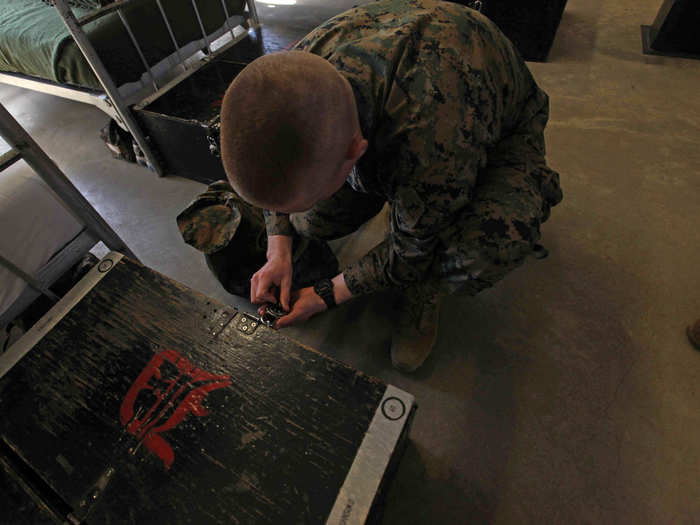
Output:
[342, 88, 492, 295]
[295, 2, 552, 295]
[263, 210, 295, 237]
[342, 134, 487, 295]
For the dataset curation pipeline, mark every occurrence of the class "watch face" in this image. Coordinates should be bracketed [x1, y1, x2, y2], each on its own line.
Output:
[314, 280, 334, 306]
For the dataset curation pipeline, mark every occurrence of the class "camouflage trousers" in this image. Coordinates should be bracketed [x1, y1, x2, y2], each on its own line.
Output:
[290, 159, 561, 300]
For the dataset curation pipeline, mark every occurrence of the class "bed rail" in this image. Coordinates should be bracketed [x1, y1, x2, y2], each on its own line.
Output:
[0, 72, 123, 123]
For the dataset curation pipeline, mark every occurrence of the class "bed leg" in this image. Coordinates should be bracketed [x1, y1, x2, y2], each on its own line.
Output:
[52, 0, 166, 177]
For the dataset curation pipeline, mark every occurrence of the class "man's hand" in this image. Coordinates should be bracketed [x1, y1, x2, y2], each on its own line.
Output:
[274, 287, 327, 329]
[250, 235, 293, 310]
[273, 273, 353, 329]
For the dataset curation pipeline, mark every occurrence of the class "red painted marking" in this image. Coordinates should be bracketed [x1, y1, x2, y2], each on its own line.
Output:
[120, 350, 230, 470]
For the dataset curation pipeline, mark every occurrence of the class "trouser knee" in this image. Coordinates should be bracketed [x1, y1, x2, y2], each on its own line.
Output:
[431, 214, 542, 297]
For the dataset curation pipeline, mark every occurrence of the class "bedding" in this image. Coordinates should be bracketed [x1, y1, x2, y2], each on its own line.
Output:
[0, 160, 83, 317]
[0, 0, 246, 90]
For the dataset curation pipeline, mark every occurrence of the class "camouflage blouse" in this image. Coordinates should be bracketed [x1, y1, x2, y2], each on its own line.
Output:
[264, 0, 552, 295]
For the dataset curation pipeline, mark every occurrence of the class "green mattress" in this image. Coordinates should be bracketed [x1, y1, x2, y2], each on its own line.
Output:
[0, 0, 246, 90]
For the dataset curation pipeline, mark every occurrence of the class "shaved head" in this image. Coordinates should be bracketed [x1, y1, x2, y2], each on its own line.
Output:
[220, 51, 360, 210]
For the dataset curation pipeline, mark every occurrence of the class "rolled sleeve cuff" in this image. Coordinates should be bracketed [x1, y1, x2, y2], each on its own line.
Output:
[343, 264, 385, 297]
[342, 242, 393, 296]
[263, 210, 295, 237]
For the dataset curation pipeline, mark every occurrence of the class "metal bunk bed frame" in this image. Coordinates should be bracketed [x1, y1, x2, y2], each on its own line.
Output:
[0, 101, 135, 333]
[0, 0, 260, 176]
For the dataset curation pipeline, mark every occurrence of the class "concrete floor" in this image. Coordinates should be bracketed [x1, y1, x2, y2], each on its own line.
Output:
[2, 0, 700, 522]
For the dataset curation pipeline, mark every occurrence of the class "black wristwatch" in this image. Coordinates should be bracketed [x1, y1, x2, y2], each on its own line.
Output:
[313, 278, 336, 309]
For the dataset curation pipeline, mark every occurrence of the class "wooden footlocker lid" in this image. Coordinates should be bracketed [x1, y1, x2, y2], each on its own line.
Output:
[0, 253, 416, 524]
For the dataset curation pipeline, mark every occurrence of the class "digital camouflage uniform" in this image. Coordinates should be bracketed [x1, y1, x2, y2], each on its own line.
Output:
[266, 0, 563, 297]
[179, 0, 562, 299]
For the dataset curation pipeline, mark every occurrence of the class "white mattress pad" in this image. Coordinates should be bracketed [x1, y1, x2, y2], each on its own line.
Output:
[0, 162, 83, 316]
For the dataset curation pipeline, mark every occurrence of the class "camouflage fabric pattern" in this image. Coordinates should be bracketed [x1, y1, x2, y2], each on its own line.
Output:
[264, 0, 562, 297]
[177, 181, 339, 297]
[177, 181, 247, 255]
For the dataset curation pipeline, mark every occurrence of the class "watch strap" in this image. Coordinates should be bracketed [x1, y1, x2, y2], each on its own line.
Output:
[313, 278, 336, 309]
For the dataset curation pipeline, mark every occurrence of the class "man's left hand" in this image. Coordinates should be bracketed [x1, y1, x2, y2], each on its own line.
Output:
[272, 287, 327, 329]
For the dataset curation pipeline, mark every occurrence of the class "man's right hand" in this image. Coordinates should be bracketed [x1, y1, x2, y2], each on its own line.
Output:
[250, 235, 293, 311]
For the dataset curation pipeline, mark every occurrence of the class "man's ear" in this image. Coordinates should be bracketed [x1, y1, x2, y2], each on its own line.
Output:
[345, 132, 368, 162]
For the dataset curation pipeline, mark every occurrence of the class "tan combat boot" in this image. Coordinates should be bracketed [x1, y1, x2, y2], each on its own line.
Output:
[390, 288, 441, 372]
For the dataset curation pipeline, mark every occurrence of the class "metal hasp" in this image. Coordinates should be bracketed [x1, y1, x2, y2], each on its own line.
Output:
[236, 314, 260, 334]
[52, 0, 165, 175]
[642, 0, 700, 59]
